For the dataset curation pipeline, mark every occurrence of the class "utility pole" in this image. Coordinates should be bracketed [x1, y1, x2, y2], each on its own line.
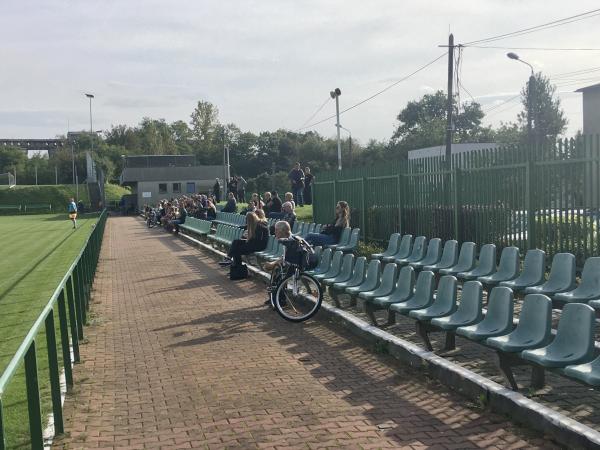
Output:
[330, 88, 342, 170]
[55, 165, 58, 185]
[445, 33, 454, 171]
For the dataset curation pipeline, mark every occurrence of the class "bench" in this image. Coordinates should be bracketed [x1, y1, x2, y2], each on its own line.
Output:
[180, 217, 212, 237]
[0, 204, 21, 211]
[24, 204, 52, 212]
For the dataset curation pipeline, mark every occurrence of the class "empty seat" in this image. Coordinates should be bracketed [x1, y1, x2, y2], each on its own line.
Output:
[523, 253, 576, 296]
[431, 281, 484, 330]
[322, 254, 354, 286]
[553, 257, 600, 305]
[359, 263, 398, 301]
[372, 233, 401, 260]
[424, 240, 458, 272]
[499, 249, 546, 292]
[332, 257, 367, 291]
[456, 287, 514, 341]
[305, 248, 332, 276]
[337, 228, 360, 252]
[439, 242, 476, 276]
[486, 294, 553, 352]
[367, 266, 415, 309]
[409, 238, 442, 270]
[345, 260, 381, 298]
[477, 246, 520, 287]
[255, 236, 276, 258]
[521, 303, 596, 368]
[409, 275, 458, 321]
[457, 244, 497, 281]
[563, 356, 600, 386]
[383, 234, 413, 263]
[389, 271, 435, 315]
[313, 251, 344, 281]
[395, 236, 427, 266]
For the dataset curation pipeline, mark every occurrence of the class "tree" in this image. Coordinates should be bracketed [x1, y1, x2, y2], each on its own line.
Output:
[190, 100, 221, 163]
[390, 90, 490, 158]
[0, 146, 27, 174]
[518, 72, 567, 142]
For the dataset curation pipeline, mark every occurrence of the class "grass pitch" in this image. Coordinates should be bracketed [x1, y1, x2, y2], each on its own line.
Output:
[0, 213, 100, 448]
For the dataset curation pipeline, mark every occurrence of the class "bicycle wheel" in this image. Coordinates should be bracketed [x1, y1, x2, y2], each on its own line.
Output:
[267, 266, 283, 309]
[274, 272, 323, 322]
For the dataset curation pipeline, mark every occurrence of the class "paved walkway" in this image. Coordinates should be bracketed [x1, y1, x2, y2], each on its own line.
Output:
[53, 217, 559, 450]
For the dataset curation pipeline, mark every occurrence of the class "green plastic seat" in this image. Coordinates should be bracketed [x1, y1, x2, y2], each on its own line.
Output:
[523, 253, 576, 296]
[389, 271, 435, 314]
[359, 263, 398, 300]
[383, 234, 413, 263]
[368, 266, 415, 308]
[313, 251, 344, 281]
[553, 257, 600, 304]
[323, 254, 355, 286]
[521, 303, 596, 368]
[457, 244, 496, 281]
[305, 248, 332, 276]
[256, 236, 276, 258]
[329, 227, 351, 250]
[431, 281, 484, 330]
[456, 287, 514, 341]
[499, 249, 546, 292]
[265, 242, 284, 261]
[395, 236, 427, 266]
[294, 222, 306, 237]
[337, 228, 360, 253]
[409, 238, 442, 270]
[486, 294, 552, 352]
[477, 246, 520, 287]
[292, 221, 300, 233]
[332, 257, 367, 291]
[346, 260, 381, 296]
[372, 233, 401, 260]
[424, 240, 458, 272]
[439, 242, 476, 276]
[563, 355, 600, 386]
[409, 275, 458, 321]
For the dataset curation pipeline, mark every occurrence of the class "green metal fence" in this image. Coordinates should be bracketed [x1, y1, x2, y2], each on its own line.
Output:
[313, 135, 600, 266]
[0, 210, 107, 450]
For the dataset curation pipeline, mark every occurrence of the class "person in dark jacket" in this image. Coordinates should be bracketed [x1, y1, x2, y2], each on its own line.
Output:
[267, 191, 283, 218]
[303, 167, 314, 205]
[269, 201, 296, 234]
[213, 178, 221, 203]
[288, 162, 305, 207]
[305, 201, 350, 247]
[222, 192, 237, 213]
[219, 212, 269, 267]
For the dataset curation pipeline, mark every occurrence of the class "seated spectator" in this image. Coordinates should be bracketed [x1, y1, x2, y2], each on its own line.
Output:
[206, 199, 217, 220]
[219, 212, 269, 267]
[264, 220, 292, 272]
[284, 192, 296, 209]
[267, 191, 283, 219]
[169, 202, 187, 234]
[255, 209, 266, 221]
[222, 192, 237, 213]
[249, 193, 264, 211]
[270, 201, 295, 234]
[305, 201, 350, 247]
[263, 192, 272, 215]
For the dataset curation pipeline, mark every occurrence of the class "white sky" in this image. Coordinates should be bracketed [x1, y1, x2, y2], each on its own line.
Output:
[0, 0, 598, 143]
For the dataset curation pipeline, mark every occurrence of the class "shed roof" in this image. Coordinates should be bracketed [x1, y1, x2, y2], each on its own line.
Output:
[575, 83, 600, 93]
[121, 166, 224, 183]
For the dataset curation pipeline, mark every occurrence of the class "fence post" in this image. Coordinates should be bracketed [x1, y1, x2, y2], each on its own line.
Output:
[0, 398, 5, 450]
[45, 310, 64, 435]
[333, 180, 337, 208]
[526, 159, 535, 250]
[57, 289, 74, 386]
[397, 174, 403, 235]
[361, 177, 367, 240]
[24, 341, 44, 450]
[453, 168, 460, 240]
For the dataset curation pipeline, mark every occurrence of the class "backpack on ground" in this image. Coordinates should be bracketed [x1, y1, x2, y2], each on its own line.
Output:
[229, 263, 248, 280]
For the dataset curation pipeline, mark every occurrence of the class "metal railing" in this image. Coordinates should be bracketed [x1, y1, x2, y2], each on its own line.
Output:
[0, 209, 107, 450]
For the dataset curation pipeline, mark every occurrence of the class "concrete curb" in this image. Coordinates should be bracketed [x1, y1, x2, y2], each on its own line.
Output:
[177, 230, 600, 449]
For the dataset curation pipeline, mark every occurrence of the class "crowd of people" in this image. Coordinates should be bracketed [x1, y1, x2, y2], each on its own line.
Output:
[144, 193, 218, 233]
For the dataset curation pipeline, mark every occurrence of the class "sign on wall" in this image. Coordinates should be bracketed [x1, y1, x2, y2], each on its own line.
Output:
[142, 192, 152, 198]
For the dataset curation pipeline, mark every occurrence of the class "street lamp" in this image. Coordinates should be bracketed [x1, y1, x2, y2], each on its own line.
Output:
[85, 93, 95, 155]
[507, 53, 535, 143]
[330, 88, 342, 171]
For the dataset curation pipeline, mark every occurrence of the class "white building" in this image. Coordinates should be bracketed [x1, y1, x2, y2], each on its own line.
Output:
[576, 83, 600, 136]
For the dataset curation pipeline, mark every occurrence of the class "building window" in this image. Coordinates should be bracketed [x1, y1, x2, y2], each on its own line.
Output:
[186, 182, 195, 194]
[172, 182, 181, 193]
[159, 183, 167, 194]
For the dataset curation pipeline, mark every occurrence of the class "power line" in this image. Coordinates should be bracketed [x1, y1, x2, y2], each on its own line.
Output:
[463, 45, 600, 51]
[297, 52, 446, 131]
[463, 9, 600, 45]
[483, 94, 521, 114]
[551, 66, 600, 79]
[296, 97, 332, 131]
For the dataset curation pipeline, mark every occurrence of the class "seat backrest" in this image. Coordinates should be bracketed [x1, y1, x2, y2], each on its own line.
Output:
[514, 294, 552, 344]
[458, 281, 483, 322]
[552, 303, 596, 360]
[315, 248, 332, 272]
[421, 238, 442, 263]
[396, 234, 413, 258]
[580, 257, 600, 292]
[346, 228, 360, 248]
[434, 275, 457, 310]
[292, 221, 300, 233]
[348, 257, 367, 285]
[382, 233, 401, 255]
[327, 251, 344, 275]
[313, 246, 322, 261]
[394, 265, 415, 298]
[477, 244, 497, 274]
[409, 236, 427, 259]
[338, 228, 351, 246]
[497, 246, 520, 278]
[379, 263, 398, 291]
[411, 270, 435, 306]
[484, 287, 514, 329]
[338, 254, 355, 280]
[363, 260, 381, 286]
[546, 253, 576, 289]
[520, 249, 546, 283]
[456, 242, 476, 270]
[438, 240, 458, 267]
[296, 222, 305, 236]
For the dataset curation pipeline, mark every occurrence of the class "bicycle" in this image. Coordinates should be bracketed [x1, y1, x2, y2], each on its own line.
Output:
[267, 236, 323, 322]
[147, 209, 160, 228]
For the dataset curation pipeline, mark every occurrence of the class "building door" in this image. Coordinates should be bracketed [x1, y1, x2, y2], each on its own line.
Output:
[186, 182, 195, 194]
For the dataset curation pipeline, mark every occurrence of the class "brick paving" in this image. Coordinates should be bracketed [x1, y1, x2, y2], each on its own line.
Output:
[53, 216, 562, 449]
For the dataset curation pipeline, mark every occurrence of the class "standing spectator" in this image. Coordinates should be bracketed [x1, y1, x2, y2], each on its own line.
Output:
[236, 175, 247, 203]
[68, 197, 78, 229]
[222, 192, 237, 213]
[288, 162, 305, 207]
[303, 167, 314, 205]
[213, 178, 221, 203]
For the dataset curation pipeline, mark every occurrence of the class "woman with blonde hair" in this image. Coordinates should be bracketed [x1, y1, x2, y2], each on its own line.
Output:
[305, 201, 350, 247]
[220, 211, 269, 267]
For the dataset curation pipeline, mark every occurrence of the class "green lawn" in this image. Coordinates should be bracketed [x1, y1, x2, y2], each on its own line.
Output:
[217, 202, 313, 222]
[0, 213, 100, 448]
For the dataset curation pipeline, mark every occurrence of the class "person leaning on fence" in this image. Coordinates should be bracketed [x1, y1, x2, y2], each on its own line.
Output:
[288, 162, 305, 207]
[68, 197, 78, 229]
[303, 167, 314, 205]
[305, 201, 350, 247]
[219, 212, 269, 268]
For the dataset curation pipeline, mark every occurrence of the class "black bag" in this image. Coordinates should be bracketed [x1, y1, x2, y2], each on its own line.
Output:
[229, 263, 248, 280]
[283, 237, 318, 270]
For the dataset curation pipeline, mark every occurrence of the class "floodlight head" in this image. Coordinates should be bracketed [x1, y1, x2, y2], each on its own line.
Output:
[85, 93, 94, 98]
[329, 88, 342, 99]
[507, 52, 520, 60]
[330, 91, 336, 99]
